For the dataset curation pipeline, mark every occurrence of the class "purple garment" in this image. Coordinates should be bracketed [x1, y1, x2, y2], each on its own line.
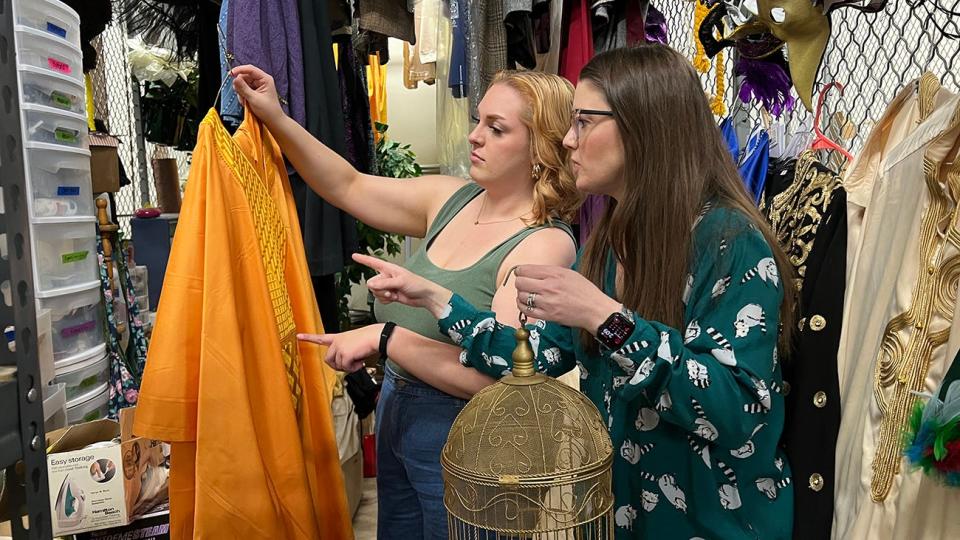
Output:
[228, 0, 306, 126]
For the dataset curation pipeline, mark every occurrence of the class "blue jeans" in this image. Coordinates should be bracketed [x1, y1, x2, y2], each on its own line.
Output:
[376, 366, 468, 540]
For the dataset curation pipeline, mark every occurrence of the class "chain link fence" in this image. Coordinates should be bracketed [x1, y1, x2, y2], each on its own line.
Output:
[86, 2, 958, 229]
[89, 21, 191, 235]
[659, 0, 960, 154]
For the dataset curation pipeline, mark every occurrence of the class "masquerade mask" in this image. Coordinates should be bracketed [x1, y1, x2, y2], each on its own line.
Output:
[698, 0, 888, 112]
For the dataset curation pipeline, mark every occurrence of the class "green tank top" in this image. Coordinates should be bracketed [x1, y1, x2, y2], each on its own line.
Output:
[374, 182, 573, 382]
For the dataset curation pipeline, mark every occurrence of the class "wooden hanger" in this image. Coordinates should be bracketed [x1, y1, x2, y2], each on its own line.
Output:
[810, 82, 855, 162]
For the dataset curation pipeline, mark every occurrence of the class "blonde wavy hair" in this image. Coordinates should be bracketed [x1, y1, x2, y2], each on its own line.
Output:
[491, 70, 583, 226]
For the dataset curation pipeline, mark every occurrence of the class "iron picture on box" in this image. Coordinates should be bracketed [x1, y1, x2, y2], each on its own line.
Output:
[45, 408, 169, 537]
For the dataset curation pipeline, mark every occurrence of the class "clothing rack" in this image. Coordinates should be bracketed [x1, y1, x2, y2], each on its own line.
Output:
[0, 0, 52, 536]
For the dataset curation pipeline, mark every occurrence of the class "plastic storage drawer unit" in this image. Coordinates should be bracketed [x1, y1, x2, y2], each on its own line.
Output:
[37, 284, 103, 359]
[53, 345, 109, 401]
[19, 66, 85, 114]
[26, 144, 94, 218]
[15, 26, 83, 82]
[14, 0, 80, 45]
[32, 220, 99, 292]
[22, 105, 87, 149]
[66, 382, 110, 425]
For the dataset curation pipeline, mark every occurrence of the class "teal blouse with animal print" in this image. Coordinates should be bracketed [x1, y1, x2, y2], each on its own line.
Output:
[438, 206, 793, 539]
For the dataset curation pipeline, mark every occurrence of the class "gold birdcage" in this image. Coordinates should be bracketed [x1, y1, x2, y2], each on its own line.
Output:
[442, 318, 614, 539]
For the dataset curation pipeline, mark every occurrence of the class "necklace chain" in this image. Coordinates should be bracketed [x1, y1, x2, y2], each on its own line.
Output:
[474, 194, 530, 225]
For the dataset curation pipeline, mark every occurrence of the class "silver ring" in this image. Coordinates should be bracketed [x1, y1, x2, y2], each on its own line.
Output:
[526, 304, 535, 313]
[526, 292, 537, 309]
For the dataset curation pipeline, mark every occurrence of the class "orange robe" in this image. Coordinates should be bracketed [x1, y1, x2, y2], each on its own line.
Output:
[134, 109, 352, 539]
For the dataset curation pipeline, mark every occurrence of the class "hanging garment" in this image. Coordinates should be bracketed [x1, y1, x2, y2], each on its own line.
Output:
[720, 116, 740, 161]
[559, 0, 593, 84]
[335, 34, 377, 175]
[357, 0, 416, 43]
[414, 0, 440, 64]
[504, 0, 550, 69]
[842, 74, 947, 282]
[467, 0, 508, 111]
[133, 109, 352, 539]
[763, 152, 846, 540]
[449, 0, 469, 99]
[833, 81, 960, 540]
[296, 0, 359, 278]
[534, 0, 564, 73]
[228, 0, 306, 127]
[218, 0, 243, 128]
[435, 7, 472, 177]
[738, 126, 771, 204]
[98, 235, 149, 418]
[367, 53, 388, 132]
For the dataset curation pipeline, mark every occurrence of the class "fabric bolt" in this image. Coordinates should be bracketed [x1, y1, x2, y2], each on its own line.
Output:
[294, 0, 359, 278]
[374, 183, 574, 382]
[133, 109, 351, 539]
[228, 0, 306, 127]
[833, 77, 960, 540]
[443, 206, 792, 538]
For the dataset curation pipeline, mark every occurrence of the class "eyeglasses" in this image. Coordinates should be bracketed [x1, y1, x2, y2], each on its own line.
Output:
[571, 109, 614, 142]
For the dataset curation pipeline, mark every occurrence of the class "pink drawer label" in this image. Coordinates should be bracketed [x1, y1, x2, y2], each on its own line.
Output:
[61, 320, 95, 338]
[47, 57, 71, 75]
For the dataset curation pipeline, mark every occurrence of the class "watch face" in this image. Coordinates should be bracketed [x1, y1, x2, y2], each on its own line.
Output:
[599, 312, 635, 349]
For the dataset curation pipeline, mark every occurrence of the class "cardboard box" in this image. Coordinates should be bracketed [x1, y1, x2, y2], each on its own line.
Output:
[45, 408, 169, 537]
[75, 504, 170, 540]
[89, 133, 120, 194]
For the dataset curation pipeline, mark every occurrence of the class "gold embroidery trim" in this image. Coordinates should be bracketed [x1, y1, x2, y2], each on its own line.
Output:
[765, 150, 842, 294]
[870, 95, 960, 502]
[206, 111, 303, 414]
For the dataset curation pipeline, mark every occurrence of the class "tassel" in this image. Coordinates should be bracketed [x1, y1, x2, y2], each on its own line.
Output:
[710, 50, 727, 116]
[693, 1, 710, 73]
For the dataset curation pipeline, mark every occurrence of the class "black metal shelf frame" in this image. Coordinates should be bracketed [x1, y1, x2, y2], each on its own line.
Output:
[0, 0, 52, 536]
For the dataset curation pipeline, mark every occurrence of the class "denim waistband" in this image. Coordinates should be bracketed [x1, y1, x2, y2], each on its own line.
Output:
[383, 364, 468, 402]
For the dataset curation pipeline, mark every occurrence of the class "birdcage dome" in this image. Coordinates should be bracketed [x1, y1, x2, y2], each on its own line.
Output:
[442, 367, 614, 537]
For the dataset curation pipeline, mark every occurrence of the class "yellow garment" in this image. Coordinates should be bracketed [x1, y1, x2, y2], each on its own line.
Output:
[134, 109, 352, 539]
[367, 53, 387, 138]
[85, 73, 95, 131]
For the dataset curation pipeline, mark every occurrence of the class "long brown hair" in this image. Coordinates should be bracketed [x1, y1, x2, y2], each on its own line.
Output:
[577, 45, 794, 351]
[491, 70, 583, 225]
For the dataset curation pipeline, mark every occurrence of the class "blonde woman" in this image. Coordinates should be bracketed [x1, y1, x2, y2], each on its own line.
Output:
[233, 66, 582, 539]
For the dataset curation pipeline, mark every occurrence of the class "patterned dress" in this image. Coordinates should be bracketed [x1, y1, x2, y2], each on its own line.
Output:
[438, 206, 793, 539]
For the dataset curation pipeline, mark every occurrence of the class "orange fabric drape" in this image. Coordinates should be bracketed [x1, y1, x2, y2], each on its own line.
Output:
[134, 108, 352, 539]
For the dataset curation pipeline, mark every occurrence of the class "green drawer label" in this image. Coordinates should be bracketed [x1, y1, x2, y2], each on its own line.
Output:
[61, 250, 88, 264]
[51, 91, 73, 109]
[54, 127, 79, 143]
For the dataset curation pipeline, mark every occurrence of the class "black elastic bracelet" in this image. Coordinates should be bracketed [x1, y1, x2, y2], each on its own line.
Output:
[379, 322, 397, 364]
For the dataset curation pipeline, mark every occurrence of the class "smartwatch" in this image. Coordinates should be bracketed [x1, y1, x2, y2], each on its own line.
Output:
[379, 322, 397, 365]
[596, 307, 635, 350]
